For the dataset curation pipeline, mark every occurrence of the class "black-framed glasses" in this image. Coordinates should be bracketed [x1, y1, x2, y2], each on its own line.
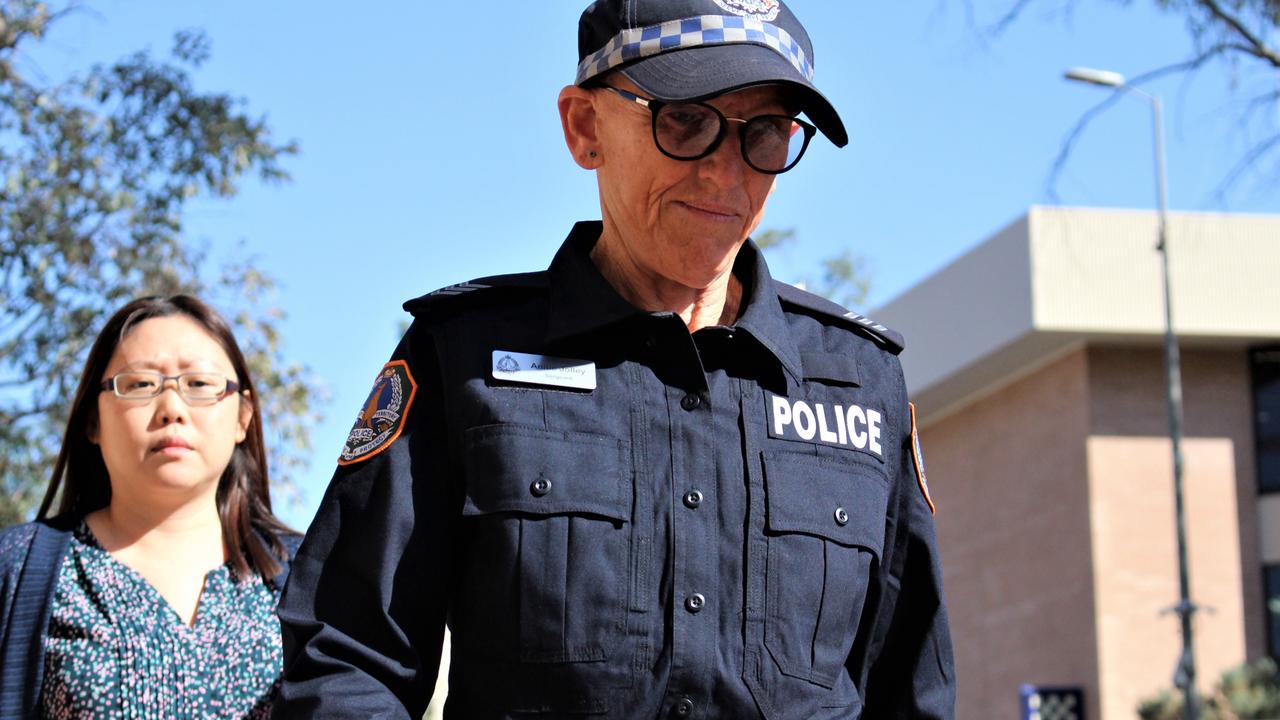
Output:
[601, 86, 816, 174]
[100, 371, 240, 404]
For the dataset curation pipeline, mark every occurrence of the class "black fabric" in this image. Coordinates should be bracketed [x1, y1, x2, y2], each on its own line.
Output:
[0, 514, 77, 718]
[276, 222, 954, 719]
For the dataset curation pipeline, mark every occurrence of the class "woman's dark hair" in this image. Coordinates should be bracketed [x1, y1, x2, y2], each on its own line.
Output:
[37, 295, 297, 581]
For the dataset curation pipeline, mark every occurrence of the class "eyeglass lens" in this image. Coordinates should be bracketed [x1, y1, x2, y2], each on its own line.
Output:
[653, 103, 807, 172]
[112, 371, 229, 400]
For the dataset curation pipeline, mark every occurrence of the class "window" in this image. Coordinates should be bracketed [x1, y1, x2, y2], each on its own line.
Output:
[1253, 347, 1280, 493]
[1266, 565, 1280, 660]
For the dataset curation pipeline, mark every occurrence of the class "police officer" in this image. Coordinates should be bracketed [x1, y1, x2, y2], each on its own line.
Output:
[276, 0, 955, 717]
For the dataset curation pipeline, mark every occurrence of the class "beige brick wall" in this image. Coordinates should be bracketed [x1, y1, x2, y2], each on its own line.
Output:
[1087, 436, 1244, 719]
[925, 348, 1100, 719]
[923, 345, 1259, 719]
[1086, 346, 1261, 661]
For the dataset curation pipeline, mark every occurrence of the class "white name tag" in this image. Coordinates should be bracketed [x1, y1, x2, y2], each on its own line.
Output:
[491, 351, 597, 391]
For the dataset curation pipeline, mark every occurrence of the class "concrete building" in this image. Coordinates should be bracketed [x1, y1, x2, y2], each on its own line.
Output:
[874, 206, 1280, 719]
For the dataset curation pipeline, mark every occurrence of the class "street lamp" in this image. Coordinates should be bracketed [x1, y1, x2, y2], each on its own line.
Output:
[1064, 66, 1198, 719]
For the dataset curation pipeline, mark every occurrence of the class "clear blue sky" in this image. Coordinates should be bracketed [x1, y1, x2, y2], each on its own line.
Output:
[28, 1, 1280, 528]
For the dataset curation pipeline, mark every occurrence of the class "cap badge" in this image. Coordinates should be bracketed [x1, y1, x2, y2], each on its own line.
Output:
[712, 0, 780, 21]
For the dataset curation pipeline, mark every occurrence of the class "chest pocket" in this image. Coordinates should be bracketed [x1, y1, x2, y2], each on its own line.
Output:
[762, 451, 888, 688]
[459, 424, 633, 665]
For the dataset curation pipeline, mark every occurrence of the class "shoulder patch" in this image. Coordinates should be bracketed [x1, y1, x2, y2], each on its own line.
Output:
[338, 360, 418, 466]
[774, 281, 904, 354]
[403, 271, 547, 317]
[909, 402, 936, 515]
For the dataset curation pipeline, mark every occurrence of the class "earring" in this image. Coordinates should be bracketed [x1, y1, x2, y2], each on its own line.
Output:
[588, 151, 598, 158]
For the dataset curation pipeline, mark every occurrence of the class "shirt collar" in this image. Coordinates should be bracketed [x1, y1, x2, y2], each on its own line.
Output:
[730, 239, 804, 383]
[545, 221, 646, 344]
[544, 221, 803, 383]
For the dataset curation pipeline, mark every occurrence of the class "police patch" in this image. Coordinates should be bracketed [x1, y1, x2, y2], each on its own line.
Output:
[338, 360, 417, 466]
[766, 392, 884, 461]
[713, 0, 781, 20]
[909, 402, 936, 514]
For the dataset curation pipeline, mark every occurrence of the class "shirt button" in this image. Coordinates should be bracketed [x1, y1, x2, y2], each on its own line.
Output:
[675, 697, 695, 716]
[684, 593, 706, 613]
[683, 490, 703, 509]
[834, 507, 849, 526]
[531, 478, 552, 497]
[680, 393, 701, 411]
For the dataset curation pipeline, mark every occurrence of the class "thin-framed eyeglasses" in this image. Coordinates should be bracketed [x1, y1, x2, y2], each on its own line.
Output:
[99, 371, 241, 405]
[600, 86, 816, 174]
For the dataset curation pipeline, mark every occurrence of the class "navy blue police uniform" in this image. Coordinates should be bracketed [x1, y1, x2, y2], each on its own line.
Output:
[276, 222, 955, 719]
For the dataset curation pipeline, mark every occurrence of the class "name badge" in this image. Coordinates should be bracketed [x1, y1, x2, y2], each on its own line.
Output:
[492, 350, 596, 391]
[766, 392, 884, 460]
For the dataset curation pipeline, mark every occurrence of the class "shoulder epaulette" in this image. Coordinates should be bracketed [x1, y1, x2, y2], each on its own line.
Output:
[774, 280, 905, 355]
[403, 271, 548, 317]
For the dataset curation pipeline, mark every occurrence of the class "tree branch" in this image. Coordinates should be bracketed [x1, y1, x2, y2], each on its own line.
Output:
[0, 299, 51, 351]
[1215, 132, 1280, 199]
[1047, 49, 1228, 201]
[1195, 0, 1280, 68]
[990, 0, 1038, 35]
[0, 297, 40, 331]
[0, 401, 59, 423]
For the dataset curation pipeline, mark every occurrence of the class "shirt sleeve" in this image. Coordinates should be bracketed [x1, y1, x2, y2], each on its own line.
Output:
[859, 372, 956, 718]
[275, 325, 453, 719]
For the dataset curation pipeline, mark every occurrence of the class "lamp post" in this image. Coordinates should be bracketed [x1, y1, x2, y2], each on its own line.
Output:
[1064, 66, 1198, 720]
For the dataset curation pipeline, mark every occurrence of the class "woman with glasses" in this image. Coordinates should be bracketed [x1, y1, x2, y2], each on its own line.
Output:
[0, 295, 300, 718]
[277, 1, 954, 717]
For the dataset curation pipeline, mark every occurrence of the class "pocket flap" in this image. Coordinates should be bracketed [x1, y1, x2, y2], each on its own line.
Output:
[462, 424, 632, 523]
[800, 352, 860, 386]
[762, 451, 887, 556]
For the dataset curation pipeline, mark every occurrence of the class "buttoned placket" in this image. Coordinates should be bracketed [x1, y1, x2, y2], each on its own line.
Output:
[657, 320, 765, 718]
[539, 223, 809, 716]
[640, 315, 716, 717]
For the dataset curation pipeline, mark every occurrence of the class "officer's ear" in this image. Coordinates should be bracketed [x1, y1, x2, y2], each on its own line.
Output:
[558, 84, 603, 169]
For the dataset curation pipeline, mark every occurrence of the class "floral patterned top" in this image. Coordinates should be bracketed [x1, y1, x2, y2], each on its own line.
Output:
[38, 523, 283, 719]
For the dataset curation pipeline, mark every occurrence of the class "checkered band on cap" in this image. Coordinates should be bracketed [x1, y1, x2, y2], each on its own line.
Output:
[576, 14, 814, 87]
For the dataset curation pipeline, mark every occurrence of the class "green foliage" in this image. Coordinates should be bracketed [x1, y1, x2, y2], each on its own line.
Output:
[1137, 658, 1280, 719]
[753, 227, 795, 251]
[0, 1, 320, 525]
[1137, 688, 1185, 720]
[755, 227, 873, 310]
[1218, 658, 1280, 718]
[815, 249, 872, 310]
